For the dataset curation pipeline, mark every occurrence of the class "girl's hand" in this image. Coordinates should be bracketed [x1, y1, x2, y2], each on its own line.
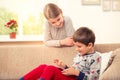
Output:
[61, 66, 80, 76]
[54, 59, 66, 69]
[60, 37, 74, 46]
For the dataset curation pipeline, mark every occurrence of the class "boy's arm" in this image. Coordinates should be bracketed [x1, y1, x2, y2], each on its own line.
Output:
[77, 56, 101, 80]
[54, 59, 67, 69]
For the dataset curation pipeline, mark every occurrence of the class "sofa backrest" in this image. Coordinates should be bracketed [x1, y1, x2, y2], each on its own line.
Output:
[0, 43, 120, 79]
[95, 43, 120, 53]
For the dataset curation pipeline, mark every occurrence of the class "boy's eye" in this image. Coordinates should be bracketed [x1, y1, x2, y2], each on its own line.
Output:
[78, 46, 81, 48]
[74, 45, 81, 48]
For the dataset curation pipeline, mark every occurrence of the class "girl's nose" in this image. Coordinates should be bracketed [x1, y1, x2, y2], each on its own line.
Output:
[56, 21, 60, 26]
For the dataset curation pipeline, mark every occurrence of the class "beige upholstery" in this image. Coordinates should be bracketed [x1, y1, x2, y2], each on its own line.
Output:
[99, 48, 120, 80]
[0, 43, 120, 79]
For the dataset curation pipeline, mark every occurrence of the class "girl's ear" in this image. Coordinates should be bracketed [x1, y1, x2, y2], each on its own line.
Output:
[59, 9, 62, 13]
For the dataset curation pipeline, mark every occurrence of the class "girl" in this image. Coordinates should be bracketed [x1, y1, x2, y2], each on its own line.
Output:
[43, 3, 75, 47]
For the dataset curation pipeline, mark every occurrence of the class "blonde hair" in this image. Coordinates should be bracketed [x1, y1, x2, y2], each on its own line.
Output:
[43, 3, 61, 19]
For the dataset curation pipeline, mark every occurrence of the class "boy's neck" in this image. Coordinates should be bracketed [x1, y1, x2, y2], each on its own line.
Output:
[88, 48, 95, 54]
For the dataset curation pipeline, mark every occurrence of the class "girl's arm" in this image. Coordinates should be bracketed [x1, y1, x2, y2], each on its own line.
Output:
[44, 22, 61, 47]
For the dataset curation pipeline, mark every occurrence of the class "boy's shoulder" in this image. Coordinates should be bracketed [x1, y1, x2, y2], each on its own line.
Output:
[94, 51, 101, 57]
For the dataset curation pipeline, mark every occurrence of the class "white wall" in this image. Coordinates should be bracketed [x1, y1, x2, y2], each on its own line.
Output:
[57, 0, 120, 44]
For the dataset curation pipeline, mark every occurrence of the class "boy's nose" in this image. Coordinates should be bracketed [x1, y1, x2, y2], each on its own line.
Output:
[75, 47, 79, 51]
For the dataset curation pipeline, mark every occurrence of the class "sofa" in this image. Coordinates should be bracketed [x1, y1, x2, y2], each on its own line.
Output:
[0, 42, 120, 80]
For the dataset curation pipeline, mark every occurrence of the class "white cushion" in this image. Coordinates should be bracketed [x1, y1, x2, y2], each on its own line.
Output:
[99, 51, 113, 75]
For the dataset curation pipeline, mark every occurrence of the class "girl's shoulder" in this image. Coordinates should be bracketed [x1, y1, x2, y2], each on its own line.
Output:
[64, 16, 71, 21]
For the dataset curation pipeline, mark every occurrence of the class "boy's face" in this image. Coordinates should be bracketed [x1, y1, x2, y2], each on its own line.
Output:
[74, 42, 92, 56]
[48, 14, 64, 28]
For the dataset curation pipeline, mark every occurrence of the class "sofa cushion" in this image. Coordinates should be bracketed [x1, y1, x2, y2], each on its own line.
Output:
[99, 51, 113, 75]
[99, 48, 120, 80]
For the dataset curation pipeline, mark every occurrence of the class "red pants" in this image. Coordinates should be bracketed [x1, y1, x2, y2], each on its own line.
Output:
[23, 64, 76, 80]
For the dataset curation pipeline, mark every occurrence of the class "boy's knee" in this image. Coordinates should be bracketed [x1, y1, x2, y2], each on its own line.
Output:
[46, 65, 57, 71]
[48, 65, 56, 68]
[38, 64, 47, 68]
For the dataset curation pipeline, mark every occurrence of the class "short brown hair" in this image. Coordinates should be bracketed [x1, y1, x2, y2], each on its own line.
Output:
[43, 3, 61, 19]
[73, 27, 95, 46]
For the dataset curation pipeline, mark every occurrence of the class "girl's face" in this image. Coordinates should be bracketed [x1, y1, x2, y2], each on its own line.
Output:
[48, 14, 64, 28]
[74, 42, 93, 56]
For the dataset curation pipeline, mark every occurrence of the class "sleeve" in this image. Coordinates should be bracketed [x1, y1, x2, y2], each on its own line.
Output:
[77, 56, 101, 80]
[76, 72, 85, 80]
[43, 21, 61, 47]
[65, 16, 75, 37]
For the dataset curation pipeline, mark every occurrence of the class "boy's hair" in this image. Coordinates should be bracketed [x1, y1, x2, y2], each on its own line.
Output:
[73, 27, 95, 46]
[43, 3, 61, 19]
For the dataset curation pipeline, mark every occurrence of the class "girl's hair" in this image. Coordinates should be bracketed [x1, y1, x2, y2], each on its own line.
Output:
[43, 3, 61, 19]
[73, 27, 95, 46]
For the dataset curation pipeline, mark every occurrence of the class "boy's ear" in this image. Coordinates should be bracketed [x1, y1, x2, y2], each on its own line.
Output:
[88, 42, 93, 48]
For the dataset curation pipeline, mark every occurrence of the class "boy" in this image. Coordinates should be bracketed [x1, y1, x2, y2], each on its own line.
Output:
[20, 27, 101, 80]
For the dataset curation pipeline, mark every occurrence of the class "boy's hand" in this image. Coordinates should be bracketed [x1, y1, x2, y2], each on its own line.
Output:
[62, 66, 80, 76]
[54, 59, 66, 69]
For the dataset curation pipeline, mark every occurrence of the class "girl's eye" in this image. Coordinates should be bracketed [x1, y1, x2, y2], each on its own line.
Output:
[51, 22, 55, 24]
[57, 18, 60, 21]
